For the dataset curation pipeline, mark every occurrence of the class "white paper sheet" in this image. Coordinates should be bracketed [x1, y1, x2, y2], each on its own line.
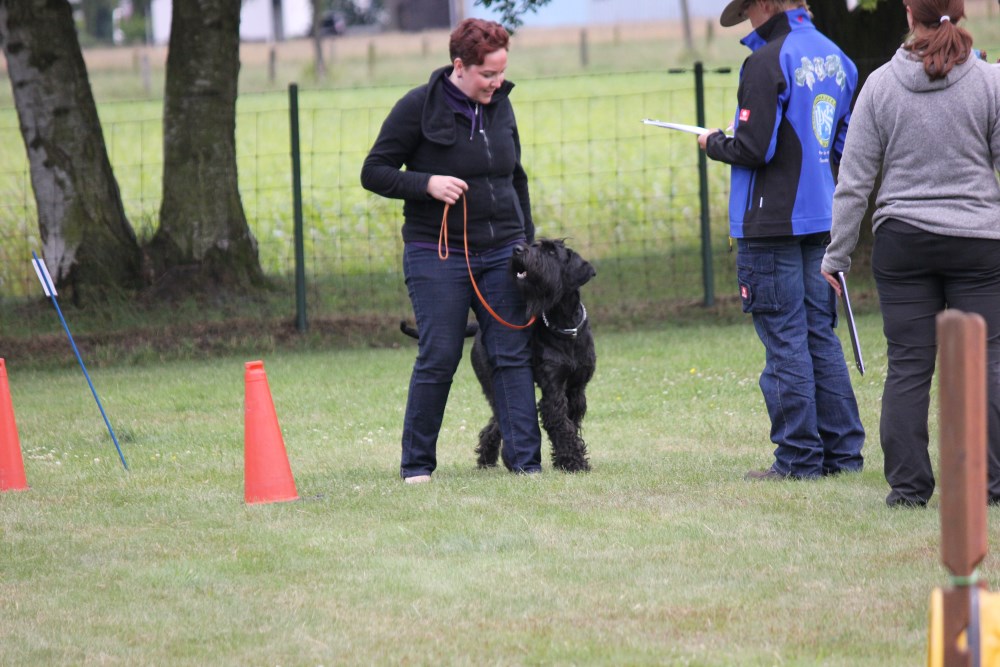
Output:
[641, 119, 711, 135]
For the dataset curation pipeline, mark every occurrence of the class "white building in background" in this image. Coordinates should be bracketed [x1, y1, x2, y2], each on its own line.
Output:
[149, 0, 313, 45]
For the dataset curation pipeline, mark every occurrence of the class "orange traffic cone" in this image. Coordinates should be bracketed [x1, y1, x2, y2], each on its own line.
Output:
[0, 359, 28, 492]
[243, 360, 298, 504]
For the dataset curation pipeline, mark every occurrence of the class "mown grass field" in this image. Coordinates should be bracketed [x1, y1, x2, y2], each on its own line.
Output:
[2, 13, 1000, 664]
[3, 312, 995, 665]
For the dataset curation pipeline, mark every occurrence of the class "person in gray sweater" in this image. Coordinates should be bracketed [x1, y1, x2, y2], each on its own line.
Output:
[821, 0, 1000, 508]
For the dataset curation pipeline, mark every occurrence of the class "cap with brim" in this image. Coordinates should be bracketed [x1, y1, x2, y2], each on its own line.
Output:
[720, 0, 749, 27]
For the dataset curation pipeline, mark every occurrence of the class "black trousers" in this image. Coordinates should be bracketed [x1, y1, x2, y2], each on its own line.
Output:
[872, 220, 1000, 506]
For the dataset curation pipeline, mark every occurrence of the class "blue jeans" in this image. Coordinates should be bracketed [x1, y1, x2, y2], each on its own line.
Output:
[737, 233, 865, 478]
[400, 243, 541, 478]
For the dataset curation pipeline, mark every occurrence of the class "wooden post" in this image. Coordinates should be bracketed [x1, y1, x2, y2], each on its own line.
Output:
[140, 51, 151, 97]
[311, 0, 326, 83]
[679, 0, 694, 53]
[937, 310, 989, 667]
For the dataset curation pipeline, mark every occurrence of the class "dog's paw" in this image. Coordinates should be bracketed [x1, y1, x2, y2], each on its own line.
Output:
[554, 459, 591, 473]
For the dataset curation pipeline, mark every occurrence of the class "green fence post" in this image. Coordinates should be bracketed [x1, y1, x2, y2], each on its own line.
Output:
[289, 83, 307, 333]
[694, 61, 714, 307]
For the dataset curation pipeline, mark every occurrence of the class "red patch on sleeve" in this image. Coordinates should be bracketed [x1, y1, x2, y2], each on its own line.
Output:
[739, 108, 751, 122]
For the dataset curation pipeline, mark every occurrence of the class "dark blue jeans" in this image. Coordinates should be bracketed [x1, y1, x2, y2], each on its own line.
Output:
[737, 233, 865, 478]
[400, 243, 541, 478]
[873, 220, 1000, 506]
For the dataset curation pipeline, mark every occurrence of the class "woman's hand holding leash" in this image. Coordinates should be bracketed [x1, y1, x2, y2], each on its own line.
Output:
[427, 175, 468, 205]
[438, 192, 536, 330]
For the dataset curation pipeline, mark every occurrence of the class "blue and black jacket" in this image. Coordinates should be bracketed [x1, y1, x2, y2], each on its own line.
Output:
[706, 8, 857, 239]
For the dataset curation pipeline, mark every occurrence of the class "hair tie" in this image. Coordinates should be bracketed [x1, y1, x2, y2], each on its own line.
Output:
[940, 15, 951, 23]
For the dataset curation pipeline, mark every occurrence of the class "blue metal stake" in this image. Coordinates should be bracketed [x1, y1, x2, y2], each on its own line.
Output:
[31, 252, 128, 471]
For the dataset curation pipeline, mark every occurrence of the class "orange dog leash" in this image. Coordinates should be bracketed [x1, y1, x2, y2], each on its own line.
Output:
[438, 194, 536, 330]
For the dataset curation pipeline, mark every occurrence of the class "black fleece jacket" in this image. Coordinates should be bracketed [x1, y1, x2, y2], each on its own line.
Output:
[360, 66, 534, 252]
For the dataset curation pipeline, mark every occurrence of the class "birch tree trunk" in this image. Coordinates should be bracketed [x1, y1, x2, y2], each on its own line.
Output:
[0, 0, 141, 298]
[150, 0, 264, 289]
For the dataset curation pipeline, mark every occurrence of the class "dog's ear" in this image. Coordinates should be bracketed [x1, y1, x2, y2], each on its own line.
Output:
[569, 253, 596, 288]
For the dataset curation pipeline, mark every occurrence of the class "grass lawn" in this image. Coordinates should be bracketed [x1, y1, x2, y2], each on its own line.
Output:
[1, 311, 994, 665]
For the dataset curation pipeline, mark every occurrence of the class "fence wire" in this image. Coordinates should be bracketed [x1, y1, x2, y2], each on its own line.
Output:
[0, 69, 740, 323]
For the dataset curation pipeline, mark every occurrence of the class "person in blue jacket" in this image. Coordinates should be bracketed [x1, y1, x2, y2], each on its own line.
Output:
[361, 18, 541, 483]
[697, 0, 865, 480]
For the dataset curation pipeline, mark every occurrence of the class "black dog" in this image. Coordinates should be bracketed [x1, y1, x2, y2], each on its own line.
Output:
[401, 239, 596, 472]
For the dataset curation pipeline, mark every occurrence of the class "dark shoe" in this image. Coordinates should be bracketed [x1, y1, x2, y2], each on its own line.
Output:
[823, 466, 863, 477]
[745, 466, 789, 481]
[885, 495, 927, 508]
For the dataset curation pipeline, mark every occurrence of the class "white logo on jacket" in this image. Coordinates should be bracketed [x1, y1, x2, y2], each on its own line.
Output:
[794, 55, 848, 91]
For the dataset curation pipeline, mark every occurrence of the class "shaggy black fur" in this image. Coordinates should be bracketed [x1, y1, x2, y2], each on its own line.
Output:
[403, 239, 596, 472]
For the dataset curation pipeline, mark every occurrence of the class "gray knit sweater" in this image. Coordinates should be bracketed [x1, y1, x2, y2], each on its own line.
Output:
[822, 47, 1000, 275]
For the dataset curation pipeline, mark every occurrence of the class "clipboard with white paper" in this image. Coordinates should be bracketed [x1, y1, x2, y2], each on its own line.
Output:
[642, 118, 732, 136]
[836, 272, 865, 376]
[641, 119, 711, 135]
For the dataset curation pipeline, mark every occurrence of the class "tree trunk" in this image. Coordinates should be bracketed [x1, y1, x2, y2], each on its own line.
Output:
[811, 0, 907, 269]
[151, 0, 264, 290]
[0, 0, 142, 299]
[811, 0, 908, 93]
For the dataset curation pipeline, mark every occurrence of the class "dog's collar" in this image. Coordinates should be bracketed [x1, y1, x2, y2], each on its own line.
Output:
[542, 303, 588, 339]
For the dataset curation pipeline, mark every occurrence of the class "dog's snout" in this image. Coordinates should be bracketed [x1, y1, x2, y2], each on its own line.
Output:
[513, 243, 527, 256]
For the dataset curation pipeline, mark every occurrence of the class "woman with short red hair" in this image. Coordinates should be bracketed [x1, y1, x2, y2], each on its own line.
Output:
[362, 19, 541, 483]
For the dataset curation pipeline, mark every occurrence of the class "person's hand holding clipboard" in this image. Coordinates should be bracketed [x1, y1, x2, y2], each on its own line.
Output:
[822, 270, 865, 375]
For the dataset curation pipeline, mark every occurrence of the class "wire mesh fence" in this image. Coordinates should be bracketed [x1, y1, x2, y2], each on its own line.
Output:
[0, 68, 741, 324]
